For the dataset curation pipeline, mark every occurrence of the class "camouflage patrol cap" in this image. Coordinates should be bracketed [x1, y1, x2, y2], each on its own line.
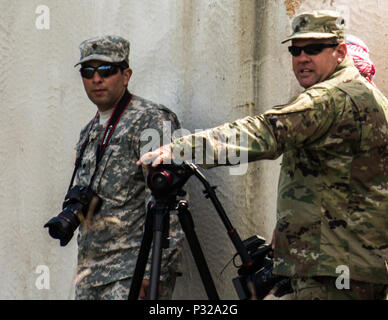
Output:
[74, 35, 129, 67]
[282, 10, 345, 44]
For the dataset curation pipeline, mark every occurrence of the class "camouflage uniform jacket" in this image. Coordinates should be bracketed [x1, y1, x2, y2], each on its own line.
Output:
[75, 91, 184, 287]
[172, 57, 388, 284]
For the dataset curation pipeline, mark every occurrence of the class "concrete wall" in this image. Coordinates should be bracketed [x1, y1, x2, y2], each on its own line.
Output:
[0, 0, 386, 299]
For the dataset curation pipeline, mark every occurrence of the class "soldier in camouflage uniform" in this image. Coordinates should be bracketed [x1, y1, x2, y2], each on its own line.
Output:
[72, 35, 184, 299]
[138, 11, 388, 300]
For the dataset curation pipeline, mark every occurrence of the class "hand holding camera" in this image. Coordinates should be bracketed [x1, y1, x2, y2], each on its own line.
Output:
[44, 186, 101, 246]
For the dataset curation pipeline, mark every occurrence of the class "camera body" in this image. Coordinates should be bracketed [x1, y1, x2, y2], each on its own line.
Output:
[44, 186, 101, 246]
[232, 235, 290, 300]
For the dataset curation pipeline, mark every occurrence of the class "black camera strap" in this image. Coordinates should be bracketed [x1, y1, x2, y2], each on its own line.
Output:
[68, 90, 132, 191]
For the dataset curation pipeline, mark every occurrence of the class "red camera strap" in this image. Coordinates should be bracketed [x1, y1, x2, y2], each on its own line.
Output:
[96, 90, 132, 164]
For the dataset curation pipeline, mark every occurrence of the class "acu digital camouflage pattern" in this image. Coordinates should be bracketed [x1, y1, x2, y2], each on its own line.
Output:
[75, 273, 176, 300]
[74, 92, 184, 289]
[74, 35, 130, 67]
[172, 57, 388, 284]
[282, 10, 345, 43]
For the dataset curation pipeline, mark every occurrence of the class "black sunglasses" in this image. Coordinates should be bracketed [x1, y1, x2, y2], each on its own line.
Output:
[80, 64, 120, 79]
[288, 43, 338, 57]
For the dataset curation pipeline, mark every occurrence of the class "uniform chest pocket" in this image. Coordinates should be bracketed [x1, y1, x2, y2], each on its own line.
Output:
[93, 136, 138, 206]
[75, 140, 97, 187]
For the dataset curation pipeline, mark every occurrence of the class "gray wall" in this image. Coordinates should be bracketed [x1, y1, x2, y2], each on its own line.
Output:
[0, 0, 386, 299]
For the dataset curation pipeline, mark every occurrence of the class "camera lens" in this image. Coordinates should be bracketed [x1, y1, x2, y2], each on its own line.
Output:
[47, 218, 69, 239]
[44, 216, 75, 247]
[44, 204, 82, 246]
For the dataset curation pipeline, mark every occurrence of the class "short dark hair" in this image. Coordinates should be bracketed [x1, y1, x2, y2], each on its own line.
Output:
[330, 38, 339, 44]
[118, 61, 129, 69]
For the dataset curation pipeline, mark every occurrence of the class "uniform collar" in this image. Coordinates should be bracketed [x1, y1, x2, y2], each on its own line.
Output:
[326, 55, 360, 81]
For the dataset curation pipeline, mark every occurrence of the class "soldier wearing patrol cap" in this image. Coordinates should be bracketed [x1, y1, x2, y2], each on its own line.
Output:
[138, 10, 388, 300]
[71, 35, 184, 300]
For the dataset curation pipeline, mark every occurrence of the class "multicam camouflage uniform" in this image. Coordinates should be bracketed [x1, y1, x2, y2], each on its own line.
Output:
[171, 11, 388, 299]
[73, 36, 183, 299]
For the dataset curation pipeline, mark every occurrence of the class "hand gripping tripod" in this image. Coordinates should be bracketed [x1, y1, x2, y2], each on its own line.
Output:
[128, 162, 256, 300]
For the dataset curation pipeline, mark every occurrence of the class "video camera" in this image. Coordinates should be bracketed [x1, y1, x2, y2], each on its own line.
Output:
[232, 235, 291, 299]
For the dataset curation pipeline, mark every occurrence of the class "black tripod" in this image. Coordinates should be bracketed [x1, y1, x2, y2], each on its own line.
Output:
[128, 162, 255, 300]
[128, 195, 219, 300]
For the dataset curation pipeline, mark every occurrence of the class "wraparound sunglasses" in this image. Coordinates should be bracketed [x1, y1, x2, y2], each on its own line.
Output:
[80, 64, 120, 79]
[288, 43, 338, 57]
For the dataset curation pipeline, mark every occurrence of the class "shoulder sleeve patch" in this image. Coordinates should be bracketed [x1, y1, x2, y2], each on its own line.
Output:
[268, 93, 314, 115]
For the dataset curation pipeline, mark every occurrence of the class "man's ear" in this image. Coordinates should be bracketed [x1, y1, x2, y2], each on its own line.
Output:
[123, 68, 132, 87]
[337, 43, 347, 61]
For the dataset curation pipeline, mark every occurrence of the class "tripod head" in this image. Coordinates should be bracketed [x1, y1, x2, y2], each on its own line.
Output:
[148, 162, 254, 263]
[147, 163, 192, 199]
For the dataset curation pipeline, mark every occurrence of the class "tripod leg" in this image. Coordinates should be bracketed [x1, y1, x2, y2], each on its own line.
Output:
[128, 204, 154, 300]
[177, 201, 220, 300]
[149, 229, 163, 299]
[148, 203, 170, 300]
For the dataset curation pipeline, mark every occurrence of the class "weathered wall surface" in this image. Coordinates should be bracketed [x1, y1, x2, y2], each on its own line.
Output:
[0, 0, 386, 299]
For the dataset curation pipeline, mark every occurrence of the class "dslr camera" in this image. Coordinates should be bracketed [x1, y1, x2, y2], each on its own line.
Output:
[44, 186, 101, 246]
